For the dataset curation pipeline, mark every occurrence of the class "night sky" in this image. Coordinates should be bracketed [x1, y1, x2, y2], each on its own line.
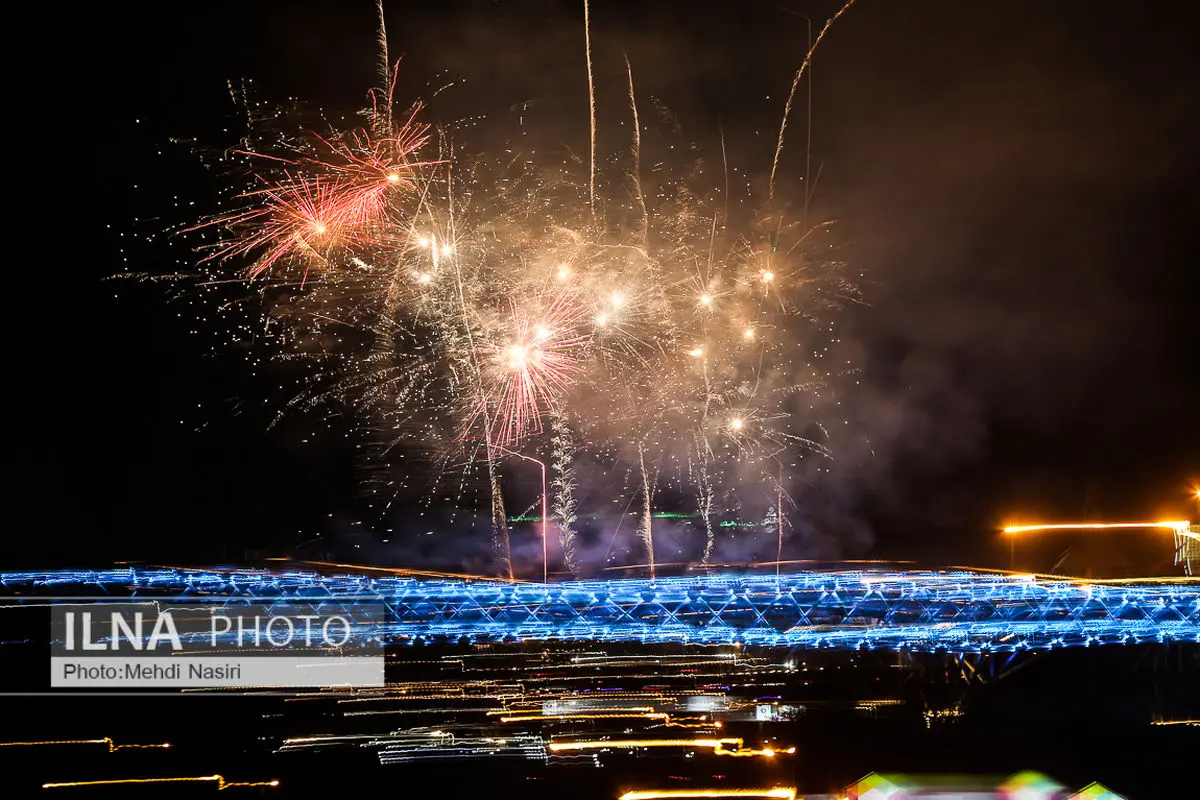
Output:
[16, 1, 1196, 570]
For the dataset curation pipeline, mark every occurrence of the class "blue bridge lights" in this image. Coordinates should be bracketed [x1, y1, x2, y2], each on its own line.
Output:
[1, 567, 1196, 654]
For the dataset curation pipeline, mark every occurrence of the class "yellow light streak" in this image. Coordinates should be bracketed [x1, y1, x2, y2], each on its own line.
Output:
[281, 734, 382, 746]
[618, 790, 796, 800]
[941, 565, 1200, 584]
[1003, 521, 1190, 535]
[498, 711, 714, 728]
[42, 775, 278, 791]
[266, 559, 525, 583]
[548, 738, 785, 758]
[489, 706, 655, 716]
[0, 738, 170, 752]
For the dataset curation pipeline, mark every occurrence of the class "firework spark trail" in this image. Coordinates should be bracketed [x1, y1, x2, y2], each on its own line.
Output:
[692, 431, 716, 564]
[769, 0, 858, 201]
[489, 459, 513, 580]
[584, 0, 597, 216]
[375, 0, 392, 136]
[637, 440, 656, 578]
[625, 54, 648, 245]
[551, 409, 580, 573]
[774, 468, 785, 582]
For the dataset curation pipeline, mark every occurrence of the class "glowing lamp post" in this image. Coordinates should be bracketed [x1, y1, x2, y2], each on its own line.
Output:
[501, 449, 549, 584]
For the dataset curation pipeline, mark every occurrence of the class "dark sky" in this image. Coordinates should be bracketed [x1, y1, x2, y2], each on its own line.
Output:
[14, 1, 1197, 570]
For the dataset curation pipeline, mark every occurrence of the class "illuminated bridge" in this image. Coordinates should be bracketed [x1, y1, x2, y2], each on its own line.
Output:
[3, 567, 1197, 654]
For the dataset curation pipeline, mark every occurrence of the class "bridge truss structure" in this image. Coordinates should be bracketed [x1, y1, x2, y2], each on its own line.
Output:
[2, 567, 1197, 654]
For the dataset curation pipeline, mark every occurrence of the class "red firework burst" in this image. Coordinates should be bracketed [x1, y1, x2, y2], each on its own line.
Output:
[477, 293, 589, 447]
[188, 103, 440, 279]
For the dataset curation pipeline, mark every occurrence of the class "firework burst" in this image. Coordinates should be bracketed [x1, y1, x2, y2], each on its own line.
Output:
[163, 1, 861, 578]
[475, 293, 589, 447]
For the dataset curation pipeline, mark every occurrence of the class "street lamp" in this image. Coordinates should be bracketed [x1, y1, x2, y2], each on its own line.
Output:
[501, 448, 550, 584]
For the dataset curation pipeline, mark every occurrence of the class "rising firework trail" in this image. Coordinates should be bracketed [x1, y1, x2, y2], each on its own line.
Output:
[584, 0, 598, 216]
[770, 0, 859, 201]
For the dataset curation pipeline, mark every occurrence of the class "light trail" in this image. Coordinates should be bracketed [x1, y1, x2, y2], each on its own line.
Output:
[281, 734, 382, 747]
[601, 559, 913, 572]
[497, 711, 715, 728]
[1003, 521, 1190, 535]
[343, 707, 492, 717]
[374, 732, 547, 765]
[42, 775, 278, 791]
[547, 738, 789, 758]
[0, 738, 170, 752]
[267, 559, 525, 583]
[278, 731, 549, 764]
[944, 565, 1200, 584]
[619, 791, 797, 800]
[489, 707, 655, 716]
